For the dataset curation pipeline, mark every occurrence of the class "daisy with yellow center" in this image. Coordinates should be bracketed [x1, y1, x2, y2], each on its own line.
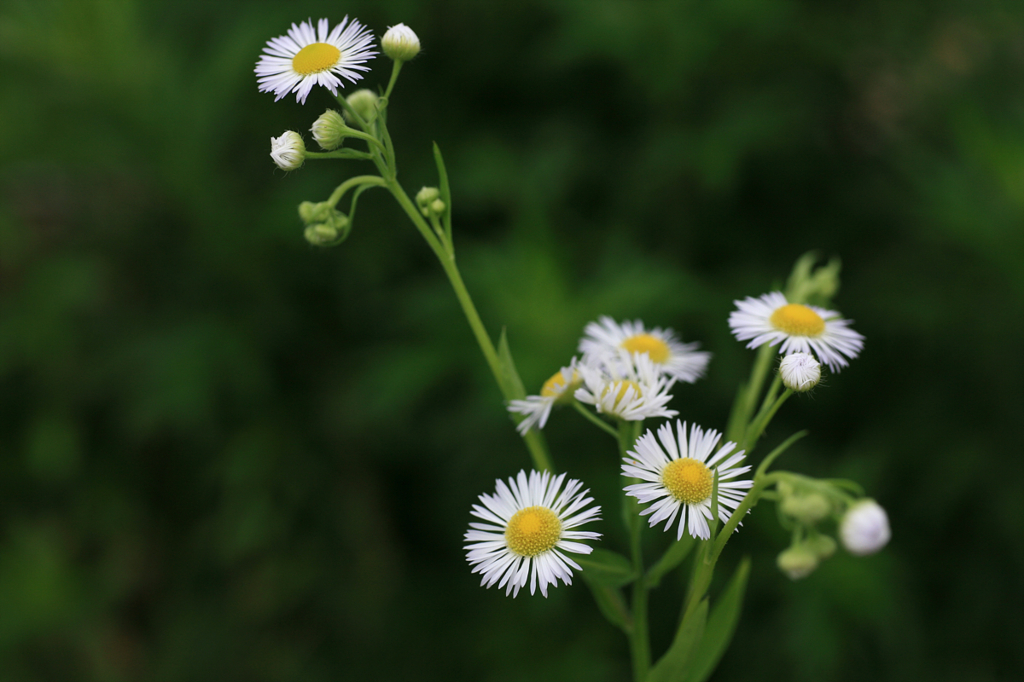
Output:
[728, 292, 864, 371]
[507, 361, 581, 435]
[465, 470, 601, 597]
[579, 316, 711, 383]
[255, 17, 377, 105]
[574, 350, 678, 421]
[623, 421, 752, 540]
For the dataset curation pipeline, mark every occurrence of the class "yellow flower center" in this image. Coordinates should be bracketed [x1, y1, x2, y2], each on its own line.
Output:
[292, 43, 341, 76]
[662, 459, 713, 505]
[504, 506, 562, 557]
[769, 304, 825, 337]
[602, 380, 641, 409]
[621, 333, 671, 363]
[541, 369, 579, 399]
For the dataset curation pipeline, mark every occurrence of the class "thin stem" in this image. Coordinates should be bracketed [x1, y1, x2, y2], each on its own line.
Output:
[743, 388, 794, 455]
[572, 401, 619, 438]
[328, 175, 386, 209]
[383, 60, 404, 101]
[726, 343, 775, 444]
[619, 420, 649, 682]
[386, 179, 553, 472]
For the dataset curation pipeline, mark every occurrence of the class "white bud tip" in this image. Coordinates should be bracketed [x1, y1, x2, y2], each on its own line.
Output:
[270, 131, 304, 171]
[779, 352, 821, 392]
[840, 500, 891, 556]
[382, 23, 421, 61]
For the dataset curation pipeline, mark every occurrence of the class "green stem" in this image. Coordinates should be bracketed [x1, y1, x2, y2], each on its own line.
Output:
[327, 175, 386, 209]
[726, 343, 775, 444]
[383, 60, 404, 101]
[572, 401, 619, 438]
[619, 420, 649, 682]
[386, 179, 553, 472]
[743, 388, 793, 455]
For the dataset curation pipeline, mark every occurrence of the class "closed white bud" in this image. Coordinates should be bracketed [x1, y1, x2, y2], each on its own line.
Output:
[840, 500, 891, 556]
[382, 23, 420, 61]
[311, 109, 349, 150]
[270, 131, 304, 171]
[779, 352, 821, 392]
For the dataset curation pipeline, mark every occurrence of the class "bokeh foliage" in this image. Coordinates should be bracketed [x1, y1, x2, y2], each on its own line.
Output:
[0, 0, 1021, 680]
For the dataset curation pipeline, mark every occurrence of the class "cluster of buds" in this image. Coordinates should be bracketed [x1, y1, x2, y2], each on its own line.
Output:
[776, 478, 890, 580]
[416, 186, 446, 220]
[299, 201, 350, 247]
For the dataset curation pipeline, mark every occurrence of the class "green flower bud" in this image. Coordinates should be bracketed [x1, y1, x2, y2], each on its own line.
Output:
[430, 198, 446, 215]
[304, 223, 338, 246]
[382, 23, 421, 61]
[777, 545, 819, 580]
[311, 109, 349, 151]
[805, 534, 837, 560]
[416, 186, 441, 206]
[780, 492, 832, 525]
[344, 89, 380, 124]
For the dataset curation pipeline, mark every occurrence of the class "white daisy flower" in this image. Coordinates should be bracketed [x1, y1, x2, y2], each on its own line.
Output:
[256, 17, 377, 105]
[579, 316, 710, 383]
[507, 361, 581, 435]
[622, 421, 753, 540]
[574, 350, 678, 421]
[728, 292, 865, 372]
[840, 500, 890, 556]
[464, 470, 601, 597]
[778, 352, 821, 392]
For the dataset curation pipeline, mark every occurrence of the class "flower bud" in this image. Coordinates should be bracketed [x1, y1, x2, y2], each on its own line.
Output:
[416, 186, 440, 206]
[780, 492, 832, 525]
[840, 499, 890, 556]
[430, 198, 446, 215]
[381, 23, 421, 61]
[344, 89, 380, 124]
[777, 545, 819, 580]
[779, 352, 821, 392]
[805, 534, 837, 560]
[270, 131, 304, 171]
[311, 109, 349, 150]
[304, 223, 338, 246]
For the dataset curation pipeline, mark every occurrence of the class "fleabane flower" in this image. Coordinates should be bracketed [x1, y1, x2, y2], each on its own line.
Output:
[464, 470, 601, 597]
[256, 17, 377, 105]
[507, 361, 581, 435]
[270, 131, 304, 171]
[840, 500, 890, 556]
[779, 352, 821, 392]
[728, 292, 864, 372]
[574, 351, 677, 421]
[623, 421, 753, 540]
[579, 316, 710, 383]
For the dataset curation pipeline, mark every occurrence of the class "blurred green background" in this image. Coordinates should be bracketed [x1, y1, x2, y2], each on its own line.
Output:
[1, 0, 1022, 680]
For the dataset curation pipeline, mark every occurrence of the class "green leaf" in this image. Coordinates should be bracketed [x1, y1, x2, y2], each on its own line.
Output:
[645, 534, 696, 588]
[647, 599, 709, 682]
[575, 548, 637, 588]
[581, 575, 631, 632]
[685, 557, 751, 682]
[496, 328, 527, 400]
[432, 142, 453, 239]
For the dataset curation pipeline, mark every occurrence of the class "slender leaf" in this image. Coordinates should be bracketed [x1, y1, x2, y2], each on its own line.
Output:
[645, 534, 696, 588]
[647, 599, 708, 682]
[432, 142, 453, 240]
[575, 548, 637, 588]
[581, 574, 631, 632]
[685, 557, 751, 682]
[496, 328, 527, 400]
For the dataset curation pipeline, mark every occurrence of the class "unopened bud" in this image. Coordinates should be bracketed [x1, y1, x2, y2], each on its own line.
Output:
[304, 223, 338, 246]
[779, 352, 821, 392]
[416, 186, 440, 206]
[430, 199, 446, 215]
[270, 131, 304, 171]
[382, 23, 421, 61]
[311, 109, 349, 150]
[344, 89, 380, 124]
[840, 500, 890, 556]
[777, 545, 819, 580]
[806, 534, 837, 560]
[780, 492, 832, 525]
